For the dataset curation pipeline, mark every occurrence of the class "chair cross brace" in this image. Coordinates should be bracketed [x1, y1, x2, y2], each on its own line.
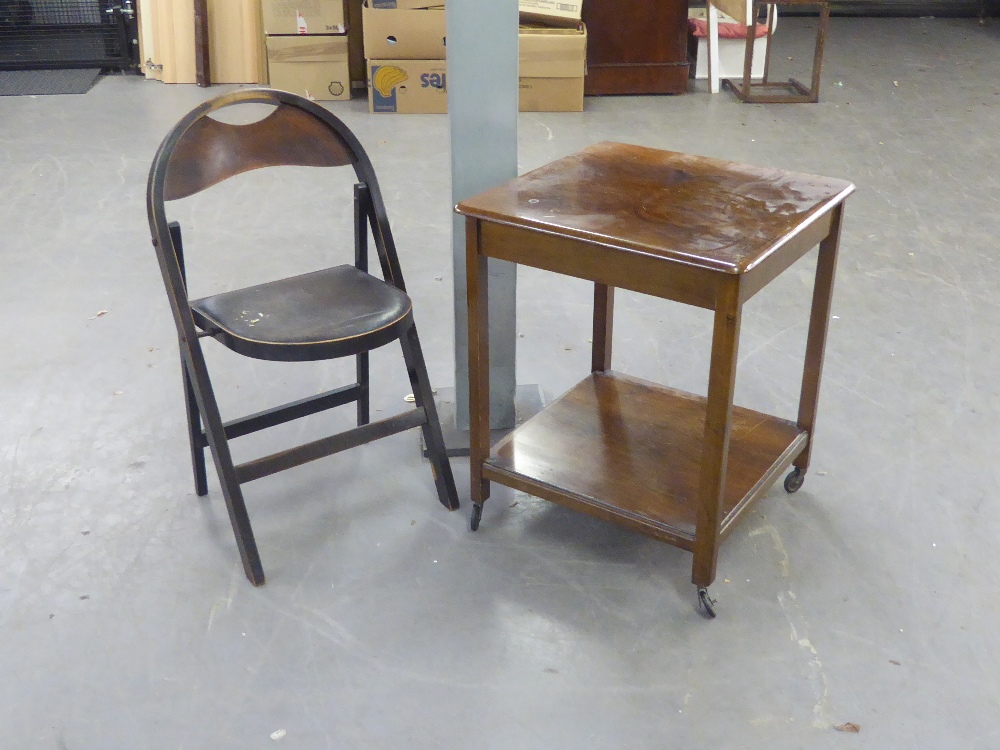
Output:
[234, 408, 428, 485]
[194, 383, 363, 449]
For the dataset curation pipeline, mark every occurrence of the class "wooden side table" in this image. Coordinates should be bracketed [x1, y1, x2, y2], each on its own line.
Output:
[457, 142, 853, 617]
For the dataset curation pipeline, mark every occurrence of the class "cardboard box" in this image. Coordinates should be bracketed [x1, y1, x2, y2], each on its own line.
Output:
[267, 36, 352, 100]
[362, 3, 446, 59]
[262, 0, 345, 35]
[364, 24, 585, 114]
[519, 76, 584, 112]
[518, 24, 586, 111]
[367, 59, 447, 113]
[370, 0, 442, 8]
[518, 0, 581, 27]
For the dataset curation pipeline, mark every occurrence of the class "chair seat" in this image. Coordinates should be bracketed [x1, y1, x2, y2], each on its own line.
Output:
[191, 264, 413, 361]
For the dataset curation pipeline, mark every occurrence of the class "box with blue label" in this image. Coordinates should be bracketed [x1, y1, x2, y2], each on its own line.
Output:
[367, 59, 447, 113]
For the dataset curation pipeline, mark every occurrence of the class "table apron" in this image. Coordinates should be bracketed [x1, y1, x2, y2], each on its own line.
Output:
[478, 220, 722, 310]
[739, 211, 834, 303]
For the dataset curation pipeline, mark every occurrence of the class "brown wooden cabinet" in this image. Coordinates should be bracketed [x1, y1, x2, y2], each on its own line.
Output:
[583, 0, 691, 95]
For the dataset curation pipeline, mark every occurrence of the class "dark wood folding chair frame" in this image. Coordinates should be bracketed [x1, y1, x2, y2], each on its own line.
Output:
[724, 0, 830, 104]
[146, 89, 459, 586]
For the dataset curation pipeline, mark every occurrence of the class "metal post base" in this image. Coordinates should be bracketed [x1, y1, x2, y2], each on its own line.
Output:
[421, 384, 545, 457]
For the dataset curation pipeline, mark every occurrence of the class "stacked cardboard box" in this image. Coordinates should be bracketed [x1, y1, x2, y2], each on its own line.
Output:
[264, 0, 352, 101]
[518, 0, 583, 28]
[519, 24, 587, 112]
[363, 0, 447, 113]
[362, 0, 586, 113]
[518, 0, 586, 112]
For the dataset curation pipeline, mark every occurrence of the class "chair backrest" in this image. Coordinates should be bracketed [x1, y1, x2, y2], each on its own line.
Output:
[147, 89, 407, 313]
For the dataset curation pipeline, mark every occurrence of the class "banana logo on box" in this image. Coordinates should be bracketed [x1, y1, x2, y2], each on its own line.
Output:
[371, 65, 409, 111]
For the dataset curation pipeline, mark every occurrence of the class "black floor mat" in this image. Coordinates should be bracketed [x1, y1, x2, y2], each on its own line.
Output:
[0, 68, 101, 96]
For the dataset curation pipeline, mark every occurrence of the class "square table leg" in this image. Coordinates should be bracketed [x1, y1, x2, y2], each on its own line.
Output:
[467, 219, 492, 516]
[693, 278, 743, 588]
[793, 204, 844, 475]
[591, 283, 615, 373]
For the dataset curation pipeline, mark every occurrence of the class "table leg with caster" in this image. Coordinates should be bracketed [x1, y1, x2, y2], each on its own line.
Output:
[784, 467, 805, 493]
[697, 587, 717, 619]
[467, 219, 492, 532]
[793, 206, 843, 479]
[691, 279, 742, 613]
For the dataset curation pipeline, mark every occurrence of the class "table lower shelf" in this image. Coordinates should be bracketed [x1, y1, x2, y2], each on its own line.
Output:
[482, 371, 807, 550]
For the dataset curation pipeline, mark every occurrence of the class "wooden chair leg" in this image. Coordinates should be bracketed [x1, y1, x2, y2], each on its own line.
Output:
[182, 348, 266, 586]
[356, 352, 370, 426]
[182, 359, 209, 496]
[398, 322, 460, 511]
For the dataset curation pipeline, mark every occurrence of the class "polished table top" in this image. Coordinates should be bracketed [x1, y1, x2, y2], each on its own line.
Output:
[456, 142, 854, 274]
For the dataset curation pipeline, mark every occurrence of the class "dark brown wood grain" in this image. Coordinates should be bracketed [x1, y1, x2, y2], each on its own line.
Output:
[479, 220, 719, 310]
[582, 0, 690, 95]
[193, 0, 211, 87]
[466, 218, 491, 505]
[484, 372, 805, 547]
[460, 141, 852, 596]
[457, 142, 854, 275]
[591, 284, 614, 372]
[163, 104, 355, 201]
[148, 90, 459, 586]
[693, 277, 742, 587]
[794, 203, 843, 472]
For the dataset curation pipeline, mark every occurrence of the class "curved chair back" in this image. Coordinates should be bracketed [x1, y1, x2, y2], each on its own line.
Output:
[143, 89, 459, 586]
[146, 88, 406, 294]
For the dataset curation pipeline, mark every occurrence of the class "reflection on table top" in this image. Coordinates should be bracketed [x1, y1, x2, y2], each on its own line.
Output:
[456, 141, 854, 274]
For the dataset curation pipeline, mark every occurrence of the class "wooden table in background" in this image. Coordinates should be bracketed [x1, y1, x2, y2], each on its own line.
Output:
[458, 142, 854, 616]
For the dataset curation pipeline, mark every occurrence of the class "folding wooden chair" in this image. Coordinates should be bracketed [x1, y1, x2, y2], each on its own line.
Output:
[146, 89, 459, 586]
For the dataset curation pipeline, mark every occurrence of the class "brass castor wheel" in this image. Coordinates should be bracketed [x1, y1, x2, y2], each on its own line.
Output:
[470, 503, 483, 531]
[697, 587, 717, 619]
[784, 467, 805, 493]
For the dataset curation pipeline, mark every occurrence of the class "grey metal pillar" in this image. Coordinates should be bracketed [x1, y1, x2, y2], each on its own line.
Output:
[448, 0, 519, 431]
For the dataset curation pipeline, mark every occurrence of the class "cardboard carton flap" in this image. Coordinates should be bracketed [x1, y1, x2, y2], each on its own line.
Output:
[518, 0, 581, 27]
[267, 36, 349, 64]
[519, 26, 586, 79]
[262, 0, 346, 34]
[362, 4, 447, 60]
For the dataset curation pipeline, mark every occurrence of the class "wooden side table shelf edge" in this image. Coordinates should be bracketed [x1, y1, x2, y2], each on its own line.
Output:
[460, 146, 853, 618]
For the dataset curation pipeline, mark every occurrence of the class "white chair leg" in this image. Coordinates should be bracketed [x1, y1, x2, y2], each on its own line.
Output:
[707, 3, 721, 94]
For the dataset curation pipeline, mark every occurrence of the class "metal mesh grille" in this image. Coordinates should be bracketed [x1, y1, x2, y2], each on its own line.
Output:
[0, 0, 134, 70]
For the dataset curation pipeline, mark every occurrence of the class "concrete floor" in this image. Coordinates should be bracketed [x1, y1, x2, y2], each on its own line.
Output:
[2, 16, 999, 749]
